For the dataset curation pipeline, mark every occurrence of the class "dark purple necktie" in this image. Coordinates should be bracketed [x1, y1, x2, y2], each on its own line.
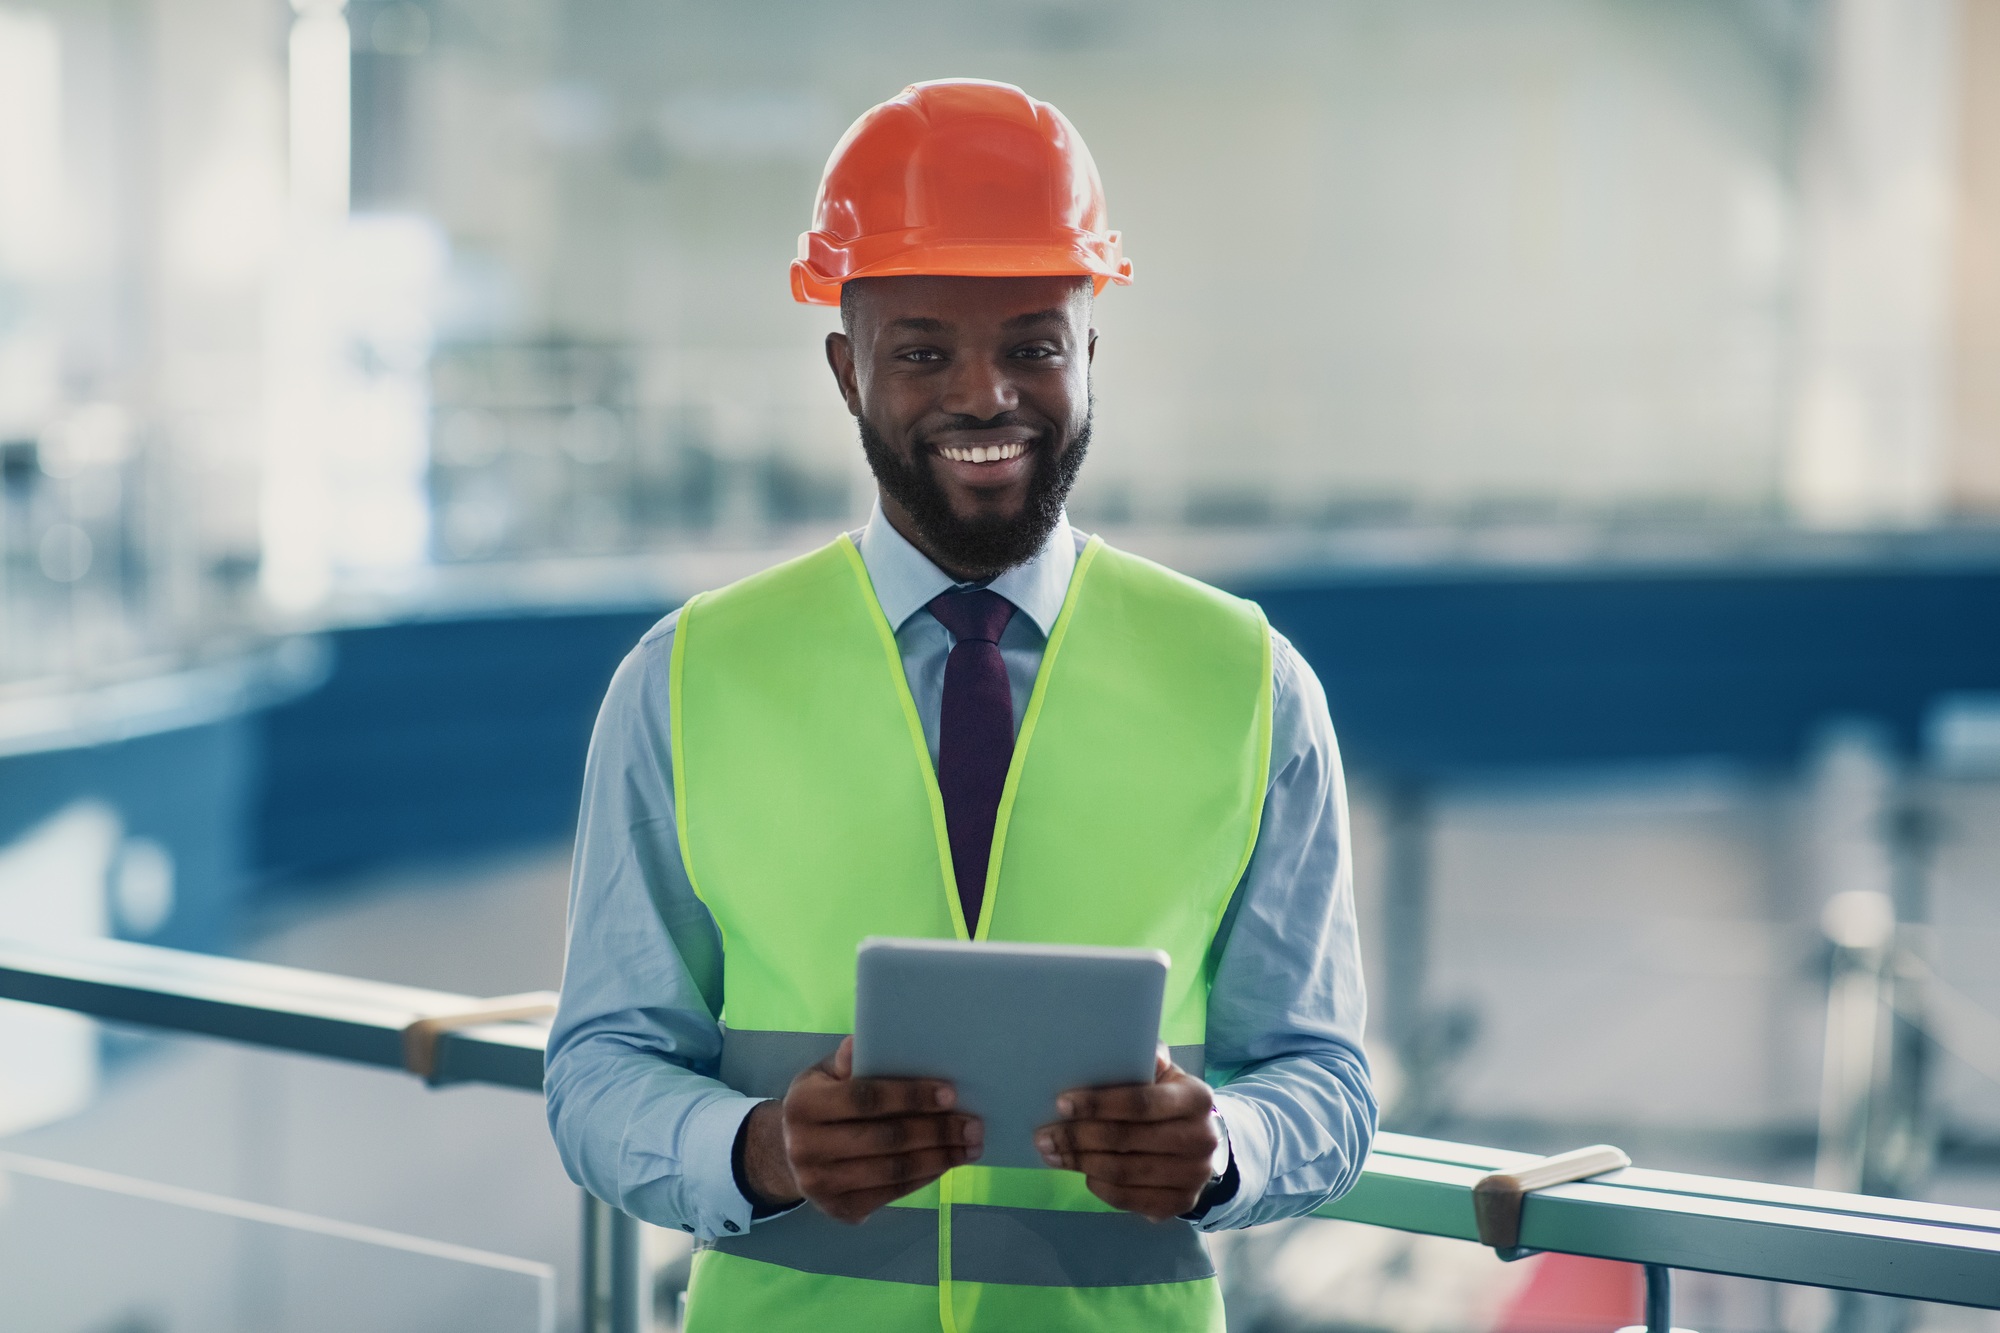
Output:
[927, 588, 1018, 932]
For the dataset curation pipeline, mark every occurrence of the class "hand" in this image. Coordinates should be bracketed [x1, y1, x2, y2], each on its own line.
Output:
[742, 1036, 983, 1225]
[1035, 1050, 1219, 1221]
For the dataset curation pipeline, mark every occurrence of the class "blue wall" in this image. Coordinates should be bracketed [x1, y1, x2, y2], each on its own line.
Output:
[0, 717, 257, 953]
[1244, 562, 2000, 778]
[254, 609, 669, 884]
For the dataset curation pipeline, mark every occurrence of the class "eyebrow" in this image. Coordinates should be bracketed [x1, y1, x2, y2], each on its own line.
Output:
[881, 309, 1071, 336]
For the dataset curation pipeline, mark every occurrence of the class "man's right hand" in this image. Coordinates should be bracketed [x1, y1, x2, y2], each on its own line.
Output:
[742, 1036, 983, 1224]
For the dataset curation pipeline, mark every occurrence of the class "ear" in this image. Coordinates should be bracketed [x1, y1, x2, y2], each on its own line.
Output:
[825, 331, 863, 417]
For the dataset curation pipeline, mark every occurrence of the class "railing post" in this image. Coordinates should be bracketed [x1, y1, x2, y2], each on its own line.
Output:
[1616, 1263, 1690, 1333]
[1645, 1263, 1672, 1333]
[581, 1189, 650, 1333]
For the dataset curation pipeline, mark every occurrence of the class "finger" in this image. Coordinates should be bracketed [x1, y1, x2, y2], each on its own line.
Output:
[817, 1178, 949, 1226]
[1058, 1075, 1210, 1124]
[791, 1073, 957, 1123]
[801, 1114, 981, 1164]
[1061, 1151, 1214, 1191]
[832, 1036, 854, 1079]
[1154, 1045, 1173, 1080]
[1084, 1179, 1203, 1221]
[801, 1143, 975, 1195]
[1038, 1116, 1213, 1160]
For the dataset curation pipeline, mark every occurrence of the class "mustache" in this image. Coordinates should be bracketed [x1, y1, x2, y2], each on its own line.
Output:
[916, 414, 1053, 448]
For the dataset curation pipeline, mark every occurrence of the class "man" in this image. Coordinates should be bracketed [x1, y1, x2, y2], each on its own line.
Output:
[547, 79, 1374, 1331]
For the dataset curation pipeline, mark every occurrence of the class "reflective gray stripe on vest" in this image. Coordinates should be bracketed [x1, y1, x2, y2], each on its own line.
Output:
[710, 1201, 1213, 1289]
[719, 1028, 845, 1098]
[719, 1027, 1208, 1100]
[709, 1203, 937, 1285]
[952, 1206, 1214, 1287]
[715, 1029, 1216, 1287]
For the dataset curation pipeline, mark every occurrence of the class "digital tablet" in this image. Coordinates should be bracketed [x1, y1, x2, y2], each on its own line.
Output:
[851, 936, 1168, 1170]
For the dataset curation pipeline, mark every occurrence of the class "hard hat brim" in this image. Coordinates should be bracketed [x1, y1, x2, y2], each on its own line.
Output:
[791, 235, 1133, 306]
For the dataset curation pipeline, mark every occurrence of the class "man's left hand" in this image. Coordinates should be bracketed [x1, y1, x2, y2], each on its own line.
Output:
[1035, 1050, 1220, 1220]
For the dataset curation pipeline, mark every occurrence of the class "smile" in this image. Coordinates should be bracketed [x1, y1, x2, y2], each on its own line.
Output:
[936, 442, 1028, 464]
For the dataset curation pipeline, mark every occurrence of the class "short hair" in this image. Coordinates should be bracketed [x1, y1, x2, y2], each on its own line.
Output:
[839, 278, 864, 334]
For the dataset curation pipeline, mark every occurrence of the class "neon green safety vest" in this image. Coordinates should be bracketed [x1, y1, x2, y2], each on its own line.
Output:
[671, 534, 1273, 1333]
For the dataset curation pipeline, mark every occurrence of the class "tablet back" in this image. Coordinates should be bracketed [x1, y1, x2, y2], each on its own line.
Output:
[852, 937, 1168, 1169]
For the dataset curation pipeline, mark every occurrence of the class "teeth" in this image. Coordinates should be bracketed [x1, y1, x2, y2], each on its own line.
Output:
[941, 442, 1026, 464]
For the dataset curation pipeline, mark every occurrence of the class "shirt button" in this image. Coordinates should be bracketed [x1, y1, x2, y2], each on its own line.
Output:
[723, 1220, 740, 1233]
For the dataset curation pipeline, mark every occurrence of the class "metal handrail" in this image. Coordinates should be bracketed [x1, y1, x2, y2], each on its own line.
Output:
[4, 934, 1999, 1317]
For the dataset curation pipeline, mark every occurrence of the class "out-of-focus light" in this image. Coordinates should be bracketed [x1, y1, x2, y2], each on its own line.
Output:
[112, 839, 175, 939]
[37, 404, 131, 479]
[289, 0, 351, 219]
[38, 524, 92, 583]
[0, 802, 114, 1137]
[0, 8, 64, 278]
[262, 214, 445, 610]
[1928, 693, 2000, 776]
[169, 74, 287, 286]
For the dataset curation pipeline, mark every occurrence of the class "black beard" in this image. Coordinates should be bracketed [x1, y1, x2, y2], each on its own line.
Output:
[858, 408, 1090, 579]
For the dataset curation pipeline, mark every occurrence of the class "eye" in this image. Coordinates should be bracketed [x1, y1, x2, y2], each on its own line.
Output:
[1012, 343, 1060, 361]
[896, 347, 945, 364]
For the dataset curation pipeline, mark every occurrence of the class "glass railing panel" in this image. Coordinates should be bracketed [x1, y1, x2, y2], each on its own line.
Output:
[0, 1149, 555, 1333]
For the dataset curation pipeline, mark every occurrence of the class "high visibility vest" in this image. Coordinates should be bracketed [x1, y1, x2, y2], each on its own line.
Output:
[671, 534, 1272, 1333]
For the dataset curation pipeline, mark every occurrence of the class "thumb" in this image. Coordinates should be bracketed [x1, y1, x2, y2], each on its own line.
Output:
[1154, 1044, 1174, 1082]
[831, 1035, 855, 1080]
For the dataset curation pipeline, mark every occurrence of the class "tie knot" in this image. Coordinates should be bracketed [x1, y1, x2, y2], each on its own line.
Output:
[928, 588, 1016, 645]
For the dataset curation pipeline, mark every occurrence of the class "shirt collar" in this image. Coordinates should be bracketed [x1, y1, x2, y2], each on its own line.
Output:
[855, 500, 1076, 639]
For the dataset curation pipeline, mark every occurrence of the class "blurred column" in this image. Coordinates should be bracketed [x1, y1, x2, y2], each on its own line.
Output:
[263, 0, 439, 612]
[1787, 0, 1961, 528]
[1948, 0, 2000, 512]
[260, 0, 351, 612]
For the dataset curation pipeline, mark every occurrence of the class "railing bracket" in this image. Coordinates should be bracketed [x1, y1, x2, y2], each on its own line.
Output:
[401, 991, 560, 1081]
[1471, 1143, 1631, 1252]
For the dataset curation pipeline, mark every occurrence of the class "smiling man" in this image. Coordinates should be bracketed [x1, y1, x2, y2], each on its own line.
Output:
[546, 80, 1375, 1332]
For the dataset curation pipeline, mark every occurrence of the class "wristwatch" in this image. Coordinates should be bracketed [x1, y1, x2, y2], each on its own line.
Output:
[1182, 1106, 1238, 1221]
[1207, 1106, 1232, 1181]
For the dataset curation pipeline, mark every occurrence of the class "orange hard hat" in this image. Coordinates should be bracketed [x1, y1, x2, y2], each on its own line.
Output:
[791, 79, 1132, 305]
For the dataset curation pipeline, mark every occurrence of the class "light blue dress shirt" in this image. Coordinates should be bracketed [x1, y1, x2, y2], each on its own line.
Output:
[546, 505, 1376, 1241]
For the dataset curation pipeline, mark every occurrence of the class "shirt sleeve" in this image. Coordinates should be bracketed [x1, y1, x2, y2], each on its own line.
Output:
[543, 612, 780, 1241]
[1193, 629, 1378, 1231]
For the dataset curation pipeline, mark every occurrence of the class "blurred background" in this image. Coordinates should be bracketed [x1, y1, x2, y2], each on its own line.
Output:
[2, 1, 1999, 1330]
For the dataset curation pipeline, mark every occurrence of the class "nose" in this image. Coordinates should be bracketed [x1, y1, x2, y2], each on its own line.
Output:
[939, 353, 1018, 422]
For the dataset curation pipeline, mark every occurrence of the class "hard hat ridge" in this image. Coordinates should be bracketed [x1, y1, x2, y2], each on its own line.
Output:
[791, 78, 1132, 305]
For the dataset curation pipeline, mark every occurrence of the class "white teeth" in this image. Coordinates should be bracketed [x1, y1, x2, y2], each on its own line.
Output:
[940, 442, 1026, 463]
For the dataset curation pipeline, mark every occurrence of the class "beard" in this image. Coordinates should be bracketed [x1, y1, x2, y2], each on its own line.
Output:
[858, 406, 1090, 578]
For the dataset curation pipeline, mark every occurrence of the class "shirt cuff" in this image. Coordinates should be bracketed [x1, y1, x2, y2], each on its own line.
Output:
[625, 1091, 772, 1241]
[1189, 1093, 1270, 1232]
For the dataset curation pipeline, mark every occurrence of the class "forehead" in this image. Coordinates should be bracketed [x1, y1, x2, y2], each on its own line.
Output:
[848, 275, 1091, 335]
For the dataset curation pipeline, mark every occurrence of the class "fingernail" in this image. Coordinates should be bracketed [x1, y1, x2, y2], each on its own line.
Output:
[1039, 1148, 1060, 1167]
[965, 1122, 984, 1146]
[1056, 1096, 1074, 1117]
[935, 1087, 955, 1109]
[967, 1145, 983, 1161]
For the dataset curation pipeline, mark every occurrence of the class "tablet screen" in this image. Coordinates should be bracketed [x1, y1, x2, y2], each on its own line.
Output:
[852, 937, 1168, 1170]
